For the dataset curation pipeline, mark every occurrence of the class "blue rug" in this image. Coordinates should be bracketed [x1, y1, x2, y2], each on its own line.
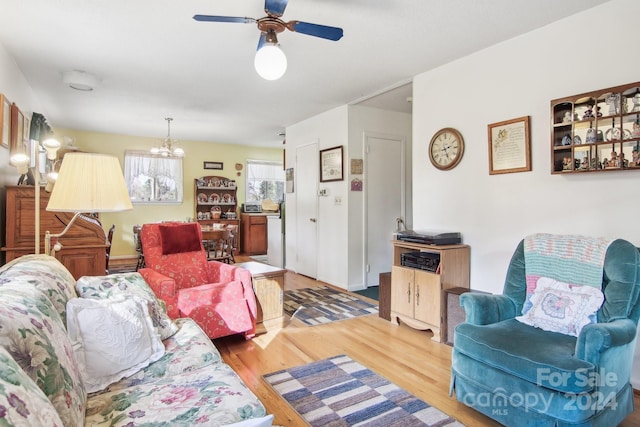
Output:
[283, 286, 378, 326]
[263, 355, 465, 426]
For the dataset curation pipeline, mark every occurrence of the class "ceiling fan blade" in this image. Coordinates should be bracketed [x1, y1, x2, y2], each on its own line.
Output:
[288, 21, 343, 41]
[264, 0, 288, 17]
[257, 33, 267, 51]
[193, 15, 256, 24]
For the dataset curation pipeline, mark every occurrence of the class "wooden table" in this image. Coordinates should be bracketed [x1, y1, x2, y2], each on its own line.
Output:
[236, 261, 286, 334]
[201, 227, 233, 262]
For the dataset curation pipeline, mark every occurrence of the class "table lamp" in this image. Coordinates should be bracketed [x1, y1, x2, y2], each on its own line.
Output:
[45, 153, 133, 256]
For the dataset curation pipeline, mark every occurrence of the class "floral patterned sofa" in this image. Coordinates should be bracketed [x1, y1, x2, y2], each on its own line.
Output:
[0, 254, 272, 426]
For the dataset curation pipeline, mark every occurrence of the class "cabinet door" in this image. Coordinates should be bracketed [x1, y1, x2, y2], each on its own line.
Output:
[251, 217, 268, 254]
[414, 270, 440, 326]
[391, 266, 414, 318]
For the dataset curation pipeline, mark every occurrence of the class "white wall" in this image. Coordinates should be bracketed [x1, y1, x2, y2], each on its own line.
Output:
[347, 106, 412, 289]
[285, 105, 349, 287]
[285, 104, 412, 290]
[412, 0, 640, 386]
[0, 41, 45, 254]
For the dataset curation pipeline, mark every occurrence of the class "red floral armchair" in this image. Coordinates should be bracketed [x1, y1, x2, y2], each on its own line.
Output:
[138, 221, 257, 339]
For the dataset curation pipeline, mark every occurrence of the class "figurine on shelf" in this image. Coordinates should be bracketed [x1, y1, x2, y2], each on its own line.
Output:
[583, 105, 595, 119]
[562, 111, 572, 123]
[610, 151, 619, 167]
[632, 148, 640, 166]
[602, 158, 610, 168]
[632, 121, 640, 138]
[605, 93, 620, 115]
[632, 93, 640, 112]
[580, 157, 589, 170]
[619, 152, 628, 168]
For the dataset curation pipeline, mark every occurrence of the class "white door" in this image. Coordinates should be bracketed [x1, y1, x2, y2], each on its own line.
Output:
[296, 142, 318, 278]
[365, 134, 404, 287]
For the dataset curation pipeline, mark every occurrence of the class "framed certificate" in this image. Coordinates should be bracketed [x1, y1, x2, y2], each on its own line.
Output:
[319, 145, 343, 182]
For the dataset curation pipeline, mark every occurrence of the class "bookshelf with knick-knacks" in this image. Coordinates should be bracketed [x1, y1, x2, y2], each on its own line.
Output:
[194, 176, 239, 227]
[551, 81, 640, 174]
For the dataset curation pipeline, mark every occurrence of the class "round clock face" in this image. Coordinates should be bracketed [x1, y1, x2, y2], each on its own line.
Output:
[429, 128, 464, 170]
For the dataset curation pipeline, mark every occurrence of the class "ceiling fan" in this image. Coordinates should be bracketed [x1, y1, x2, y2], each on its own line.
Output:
[194, 0, 343, 80]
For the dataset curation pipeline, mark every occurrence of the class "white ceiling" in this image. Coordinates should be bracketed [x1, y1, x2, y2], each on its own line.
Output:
[0, 0, 608, 148]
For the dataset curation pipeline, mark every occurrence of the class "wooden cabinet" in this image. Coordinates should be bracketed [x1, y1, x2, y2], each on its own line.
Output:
[2, 186, 108, 279]
[390, 240, 470, 342]
[194, 176, 238, 222]
[551, 81, 640, 174]
[240, 213, 268, 255]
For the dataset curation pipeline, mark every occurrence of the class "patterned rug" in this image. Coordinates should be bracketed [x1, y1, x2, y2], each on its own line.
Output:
[263, 355, 465, 427]
[283, 286, 378, 326]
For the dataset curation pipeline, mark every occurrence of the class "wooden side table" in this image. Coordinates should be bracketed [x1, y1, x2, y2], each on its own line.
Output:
[235, 261, 285, 334]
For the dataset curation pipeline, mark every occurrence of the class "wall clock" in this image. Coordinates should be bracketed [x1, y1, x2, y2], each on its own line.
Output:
[428, 127, 464, 170]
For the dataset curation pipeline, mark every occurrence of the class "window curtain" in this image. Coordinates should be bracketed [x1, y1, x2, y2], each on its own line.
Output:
[124, 151, 183, 203]
[246, 160, 284, 202]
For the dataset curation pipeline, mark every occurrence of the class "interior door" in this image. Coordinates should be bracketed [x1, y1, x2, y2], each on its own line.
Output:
[296, 142, 318, 278]
[365, 134, 404, 287]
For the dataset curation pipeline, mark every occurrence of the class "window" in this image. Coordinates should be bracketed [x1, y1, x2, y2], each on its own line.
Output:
[124, 151, 183, 203]
[246, 160, 285, 203]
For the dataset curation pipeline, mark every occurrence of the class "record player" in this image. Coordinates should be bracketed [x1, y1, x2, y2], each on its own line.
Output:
[396, 230, 462, 245]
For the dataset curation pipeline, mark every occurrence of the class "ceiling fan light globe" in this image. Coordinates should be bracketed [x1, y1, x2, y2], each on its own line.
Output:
[254, 45, 287, 80]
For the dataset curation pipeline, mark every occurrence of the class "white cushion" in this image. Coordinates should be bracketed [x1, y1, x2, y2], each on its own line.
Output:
[224, 414, 274, 427]
[66, 295, 165, 393]
[516, 277, 604, 337]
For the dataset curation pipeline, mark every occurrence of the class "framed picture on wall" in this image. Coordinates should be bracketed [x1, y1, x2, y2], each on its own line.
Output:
[488, 116, 531, 175]
[319, 145, 344, 182]
[10, 103, 24, 154]
[0, 94, 10, 149]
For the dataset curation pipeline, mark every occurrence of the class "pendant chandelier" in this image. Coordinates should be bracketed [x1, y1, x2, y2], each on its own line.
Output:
[151, 117, 184, 157]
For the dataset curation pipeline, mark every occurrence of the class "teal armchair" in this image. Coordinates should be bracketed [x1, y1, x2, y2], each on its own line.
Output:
[451, 237, 640, 426]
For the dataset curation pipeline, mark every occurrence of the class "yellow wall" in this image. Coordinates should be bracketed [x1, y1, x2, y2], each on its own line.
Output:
[54, 128, 282, 258]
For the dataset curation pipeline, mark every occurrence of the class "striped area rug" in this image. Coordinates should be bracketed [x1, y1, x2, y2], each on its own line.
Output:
[263, 355, 465, 427]
[283, 286, 378, 326]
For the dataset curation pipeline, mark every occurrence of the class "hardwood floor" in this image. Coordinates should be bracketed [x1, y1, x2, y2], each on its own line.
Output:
[217, 266, 640, 426]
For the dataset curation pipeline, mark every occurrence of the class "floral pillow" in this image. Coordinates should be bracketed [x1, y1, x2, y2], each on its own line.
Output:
[516, 277, 604, 337]
[76, 272, 178, 340]
[0, 345, 64, 426]
[67, 296, 165, 393]
[0, 283, 86, 426]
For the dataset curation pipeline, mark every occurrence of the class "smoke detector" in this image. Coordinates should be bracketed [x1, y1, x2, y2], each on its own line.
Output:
[63, 70, 99, 91]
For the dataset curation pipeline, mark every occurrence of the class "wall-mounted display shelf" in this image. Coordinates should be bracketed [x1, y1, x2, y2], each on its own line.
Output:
[551, 81, 640, 174]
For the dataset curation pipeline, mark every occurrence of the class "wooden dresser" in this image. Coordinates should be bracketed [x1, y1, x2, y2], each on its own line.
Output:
[2, 186, 108, 279]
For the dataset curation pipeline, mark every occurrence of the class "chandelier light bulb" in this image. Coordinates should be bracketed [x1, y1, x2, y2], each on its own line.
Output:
[254, 45, 287, 81]
[150, 117, 184, 157]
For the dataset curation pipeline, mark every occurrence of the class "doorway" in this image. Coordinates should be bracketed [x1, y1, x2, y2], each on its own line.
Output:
[365, 133, 405, 287]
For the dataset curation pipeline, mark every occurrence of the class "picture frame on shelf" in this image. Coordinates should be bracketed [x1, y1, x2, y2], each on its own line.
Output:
[488, 115, 531, 175]
[319, 145, 343, 182]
